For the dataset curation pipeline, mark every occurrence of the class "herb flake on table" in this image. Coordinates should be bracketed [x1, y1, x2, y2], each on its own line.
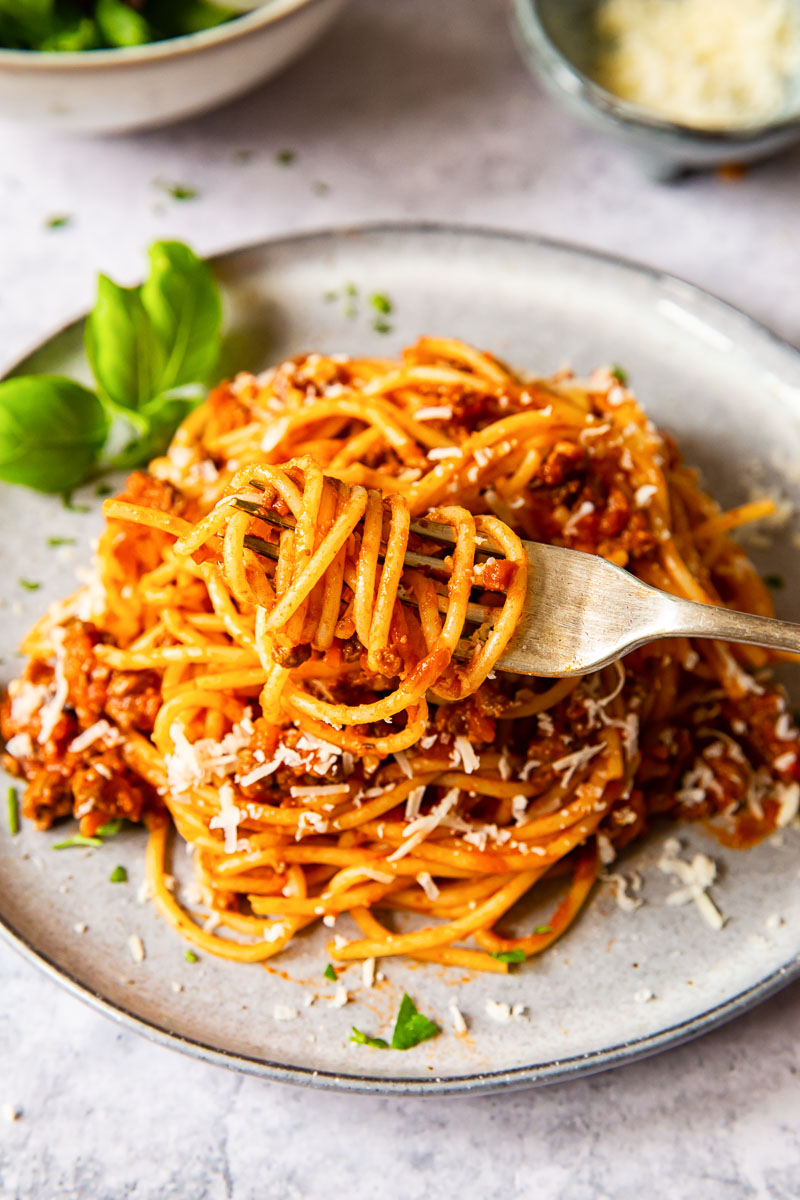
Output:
[18, 579, 41, 591]
[490, 948, 527, 963]
[45, 215, 72, 230]
[155, 180, 198, 202]
[52, 835, 104, 850]
[109, 865, 128, 883]
[7, 787, 19, 836]
[350, 1028, 389, 1049]
[323, 962, 338, 981]
[275, 149, 296, 166]
[184, 950, 199, 964]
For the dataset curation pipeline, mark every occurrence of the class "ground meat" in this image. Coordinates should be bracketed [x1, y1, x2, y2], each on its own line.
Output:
[117, 470, 186, 515]
[22, 768, 74, 829]
[72, 749, 156, 830]
[598, 485, 630, 538]
[541, 441, 586, 486]
[432, 687, 503, 745]
[61, 621, 109, 727]
[477, 558, 518, 591]
[104, 670, 162, 733]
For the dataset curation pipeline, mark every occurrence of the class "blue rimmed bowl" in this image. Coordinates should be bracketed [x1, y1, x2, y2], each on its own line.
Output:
[510, 0, 800, 176]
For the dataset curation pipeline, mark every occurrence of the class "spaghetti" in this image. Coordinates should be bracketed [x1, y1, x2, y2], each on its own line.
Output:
[3, 338, 799, 973]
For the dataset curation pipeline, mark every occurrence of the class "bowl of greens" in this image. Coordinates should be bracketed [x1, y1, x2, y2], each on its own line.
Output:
[0, 0, 348, 133]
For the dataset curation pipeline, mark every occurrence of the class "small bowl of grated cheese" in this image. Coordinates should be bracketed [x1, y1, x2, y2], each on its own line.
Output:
[510, 0, 800, 176]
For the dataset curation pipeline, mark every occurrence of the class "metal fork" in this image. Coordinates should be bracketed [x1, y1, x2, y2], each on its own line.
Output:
[232, 498, 800, 678]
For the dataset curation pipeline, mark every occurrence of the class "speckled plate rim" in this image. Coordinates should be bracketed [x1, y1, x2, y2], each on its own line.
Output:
[3, 222, 800, 1097]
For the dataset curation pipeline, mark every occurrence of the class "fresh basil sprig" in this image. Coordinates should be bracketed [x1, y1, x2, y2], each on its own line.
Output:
[0, 240, 222, 494]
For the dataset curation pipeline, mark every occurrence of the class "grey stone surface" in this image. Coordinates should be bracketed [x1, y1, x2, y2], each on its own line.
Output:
[1, 1, 800, 1196]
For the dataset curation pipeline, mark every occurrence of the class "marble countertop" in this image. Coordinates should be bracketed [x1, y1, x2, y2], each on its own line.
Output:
[1, 1, 800, 1196]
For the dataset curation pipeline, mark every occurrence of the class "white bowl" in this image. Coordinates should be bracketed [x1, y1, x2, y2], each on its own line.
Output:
[0, 0, 348, 134]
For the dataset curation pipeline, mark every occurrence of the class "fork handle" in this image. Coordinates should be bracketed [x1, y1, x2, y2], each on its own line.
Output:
[664, 596, 800, 656]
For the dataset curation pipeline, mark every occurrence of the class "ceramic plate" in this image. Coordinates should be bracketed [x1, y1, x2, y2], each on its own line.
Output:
[3, 225, 800, 1095]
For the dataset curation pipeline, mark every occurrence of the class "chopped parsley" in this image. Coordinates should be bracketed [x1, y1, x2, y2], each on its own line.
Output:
[47, 536, 76, 548]
[323, 963, 337, 981]
[184, 949, 199, 964]
[18, 579, 40, 591]
[156, 180, 198, 202]
[7, 786, 19, 836]
[96, 819, 124, 837]
[490, 948, 527, 963]
[534, 925, 553, 935]
[764, 573, 785, 589]
[610, 365, 628, 385]
[390, 993, 439, 1050]
[372, 317, 392, 335]
[350, 1028, 389, 1049]
[344, 283, 358, 297]
[348, 993, 440, 1052]
[275, 149, 296, 166]
[61, 491, 89, 513]
[109, 865, 128, 883]
[95, 483, 114, 497]
[46, 215, 71, 230]
[52, 835, 103, 850]
[323, 289, 338, 303]
[370, 293, 393, 315]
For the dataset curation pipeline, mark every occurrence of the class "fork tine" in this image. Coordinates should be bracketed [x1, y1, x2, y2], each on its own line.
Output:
[239, 530, 498, 628]
[231, 496, 503, 573]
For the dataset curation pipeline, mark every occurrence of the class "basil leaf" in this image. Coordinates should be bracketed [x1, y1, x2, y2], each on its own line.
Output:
[0, 0, 54, 44]
[0, 376, 108, 493]
[85, 274, 161, 412]
[490, 948, 527, 963]
[148, 0, 239, 36]
[350, 1028, 388, 1050]
[390, 993, 439, 1051]
[141, 241, 222, 393]
[40, 15, 101, 51]
[95, 0, 152, 46]
[111, 391, 199, 468]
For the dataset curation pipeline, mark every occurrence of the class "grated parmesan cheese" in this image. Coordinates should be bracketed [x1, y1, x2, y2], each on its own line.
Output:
[362, 958, 376, 988]
[68, 719, 119, 754]
[775, 781, 800, 827]
[37, 628, 67, 746]
[551, 744, 604, 786]
[449, 1003, 468, 1034]
[416, 871, 440, 900]
[208, 781, 243, 854]
[485, 1000, 528, 1023]
[328, 984, 349, 1009]
[5, 733, 33, 759]
[273, 1004, 298, 1021]
[658, 843, 725, 929]
[128, 935, 145, 963]
[452, 736, 480, 775]
[593, 0, 800, 129]
[414, 406, 453, 421]
[388, 788, 460, 861]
